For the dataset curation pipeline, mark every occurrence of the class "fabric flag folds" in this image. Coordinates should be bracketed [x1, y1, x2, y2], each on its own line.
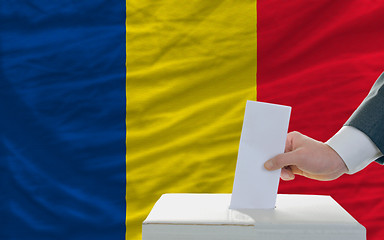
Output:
[258, 1, 384, 240]
[126, 0, 256, 239]
[3, 1, 384, 240]
[1, 1, 126, 239]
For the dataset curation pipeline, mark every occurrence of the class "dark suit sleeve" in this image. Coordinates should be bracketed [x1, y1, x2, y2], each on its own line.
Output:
[345, 72, 384, 164]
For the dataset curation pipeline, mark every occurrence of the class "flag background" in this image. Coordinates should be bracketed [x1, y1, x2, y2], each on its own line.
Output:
[126, 0, 256, 239]
[1, 1, 126, 239]
[258, 1, 384, 240]
[2, 1, 384, 240]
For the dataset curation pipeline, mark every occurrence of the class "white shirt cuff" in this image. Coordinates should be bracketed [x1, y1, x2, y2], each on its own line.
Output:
[326, 126, 383, 174]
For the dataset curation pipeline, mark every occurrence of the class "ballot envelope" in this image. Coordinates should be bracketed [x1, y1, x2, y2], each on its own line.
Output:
[142, 193, 365, 240]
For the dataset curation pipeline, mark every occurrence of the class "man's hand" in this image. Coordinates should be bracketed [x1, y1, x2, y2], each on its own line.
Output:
[264, 131, 348, 181]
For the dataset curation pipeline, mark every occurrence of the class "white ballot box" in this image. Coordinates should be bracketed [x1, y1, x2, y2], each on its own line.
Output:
[142, 194, 365, 240]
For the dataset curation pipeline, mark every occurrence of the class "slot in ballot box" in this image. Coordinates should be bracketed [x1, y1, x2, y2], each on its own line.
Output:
[142, 194, 365, 240]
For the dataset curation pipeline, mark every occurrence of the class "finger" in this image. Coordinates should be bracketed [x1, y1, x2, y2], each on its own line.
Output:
[285, 131, 304, 152]
[281, 167, 295, 181]
[264, 150, 302, 171]
[289, 166, 328, 180]
[284, 135, 292, 153]
[290, 165, 304, 176]
[285, 132, 297, 152]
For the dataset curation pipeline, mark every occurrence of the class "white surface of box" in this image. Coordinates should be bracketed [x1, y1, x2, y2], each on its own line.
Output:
[142, 194, 365, 240]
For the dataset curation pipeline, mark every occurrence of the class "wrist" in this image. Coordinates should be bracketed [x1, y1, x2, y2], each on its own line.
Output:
[324, 143, 348, 179]
[326, 126, 382, 174]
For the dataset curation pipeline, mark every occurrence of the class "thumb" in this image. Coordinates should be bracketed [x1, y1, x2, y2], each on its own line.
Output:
[264, 151, 301, 171]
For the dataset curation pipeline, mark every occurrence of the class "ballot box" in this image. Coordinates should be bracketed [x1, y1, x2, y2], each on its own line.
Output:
[142, 194, 365, 240]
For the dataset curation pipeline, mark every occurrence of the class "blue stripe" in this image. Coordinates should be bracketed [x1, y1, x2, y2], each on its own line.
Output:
[0, 1, 126, 239]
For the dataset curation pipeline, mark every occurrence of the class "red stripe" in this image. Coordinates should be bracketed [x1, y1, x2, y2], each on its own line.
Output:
[258, 1, 384, 239]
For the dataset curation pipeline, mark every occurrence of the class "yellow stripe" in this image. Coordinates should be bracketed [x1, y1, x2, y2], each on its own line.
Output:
[126, 1, 256, 239]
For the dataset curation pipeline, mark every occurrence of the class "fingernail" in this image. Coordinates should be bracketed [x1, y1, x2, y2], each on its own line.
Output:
[281, 171, 290, 180]
[264, 161, 273, 170]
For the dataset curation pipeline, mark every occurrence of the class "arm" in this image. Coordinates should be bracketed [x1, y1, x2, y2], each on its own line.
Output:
[326, 126, 383, 174]
[344, 72, 384, 164]
[264, 72, 384, 180]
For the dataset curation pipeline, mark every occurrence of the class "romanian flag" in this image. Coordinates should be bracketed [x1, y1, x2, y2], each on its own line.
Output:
[2, 1, 384, 240]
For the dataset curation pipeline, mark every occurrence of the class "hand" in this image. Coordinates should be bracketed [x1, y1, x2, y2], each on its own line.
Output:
[264, 131, 348, 181]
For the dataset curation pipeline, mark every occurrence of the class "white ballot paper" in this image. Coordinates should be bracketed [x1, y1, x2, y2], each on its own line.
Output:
[230, 100, 291, 209]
